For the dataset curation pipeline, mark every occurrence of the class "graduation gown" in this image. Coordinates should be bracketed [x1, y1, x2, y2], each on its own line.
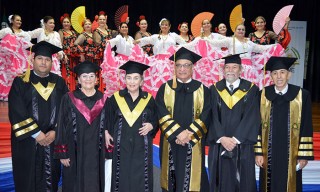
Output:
[156, 79, 210, 192]
[107, 88, 158, 192]
[207, 78, 260, 192]
[255, 84, 314, 192]
[54, 89, 107, 192]
[8, 71, 68, 192]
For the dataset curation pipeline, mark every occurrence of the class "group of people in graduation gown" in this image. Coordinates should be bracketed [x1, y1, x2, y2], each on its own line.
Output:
[9, 41, 68, 192]
[8, 40, 314, 192]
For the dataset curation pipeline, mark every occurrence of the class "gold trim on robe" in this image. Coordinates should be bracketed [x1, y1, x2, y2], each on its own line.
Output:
[215, 83, 254, 109]
[260, 88, 303, 192]
[15, 123, 39, 137]
[32, 82, 56, 101]
[287, 89, 302, 192]
[114, 91, 151, 127]
[160, 83, 205, 191]
[12, 118, 34, 130]
[159, 115, 172, 125]
[300, 137, 313, 142]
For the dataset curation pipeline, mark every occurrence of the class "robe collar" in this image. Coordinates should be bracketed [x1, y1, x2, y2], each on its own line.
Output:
[265, 84, 300, 101]
[216, 78, 251, 92]
[30, 70, 55, 85]
[73, 88, 102, 101]
[168, 79, 201, 93]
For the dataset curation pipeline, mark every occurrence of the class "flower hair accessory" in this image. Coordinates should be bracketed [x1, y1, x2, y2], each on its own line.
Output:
[251, 21, 256, 30]
[177, 24, 181, 30]
[60, 13, 70, 23]
[8, 15, 13, 23]
[214, 27, 219, 33]
[159, 18, 167, 27]
[139, 15, 145, 20]
[136, 15, 146, 27]
[99, 11, 106, 16]
[40, 19, 44, 28]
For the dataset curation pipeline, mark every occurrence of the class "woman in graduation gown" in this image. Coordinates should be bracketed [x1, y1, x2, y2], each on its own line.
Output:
[106, 60, 158, 192]
[54, 61, 107, 192]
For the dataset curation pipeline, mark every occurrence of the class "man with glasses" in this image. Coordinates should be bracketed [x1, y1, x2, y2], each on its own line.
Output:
[207, 54, 260, 192]
[156, 47, 210, 192]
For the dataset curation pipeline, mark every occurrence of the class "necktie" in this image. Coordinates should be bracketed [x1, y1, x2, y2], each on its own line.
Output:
[229, 84, 234, 93]
[279, 92, 283, 95]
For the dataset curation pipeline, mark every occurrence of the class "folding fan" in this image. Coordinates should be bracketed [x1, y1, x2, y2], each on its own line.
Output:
[273, 5, 294, 35]
[191, 12, 214, 37]
[229, 4, 242, 33]
[115, 5, 129, 28]
[71, 6, 86, 34]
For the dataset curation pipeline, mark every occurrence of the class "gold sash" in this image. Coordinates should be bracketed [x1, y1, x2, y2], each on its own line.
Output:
[114, 91, 151, 127]
[216, 83, 254, 109]
[32, 82, 56, 101]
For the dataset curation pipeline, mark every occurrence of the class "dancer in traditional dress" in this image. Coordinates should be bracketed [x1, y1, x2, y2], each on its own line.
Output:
[0, 14, 32, 101]
[28, 16, 65, 75]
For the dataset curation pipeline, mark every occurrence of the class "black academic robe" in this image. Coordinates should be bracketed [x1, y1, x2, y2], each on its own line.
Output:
[54, 89, 107, 192]
[256, 84, 314, 192]
[8, 71, 68, 192]
[207, 78, 260, 192]
[156, 79, 210, 192]
[107, 88, 158, 192]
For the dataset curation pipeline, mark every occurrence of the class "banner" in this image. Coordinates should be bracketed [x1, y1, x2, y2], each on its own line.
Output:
[286, 21, 307, 87]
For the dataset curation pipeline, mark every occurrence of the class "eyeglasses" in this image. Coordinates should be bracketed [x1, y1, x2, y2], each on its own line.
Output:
[175, 63, 193, 69]
[80, 74, 96, 80]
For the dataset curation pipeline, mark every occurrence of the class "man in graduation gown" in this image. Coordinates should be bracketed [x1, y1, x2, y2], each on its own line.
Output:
[207, 54, 260, 192]
[156, 47, 210, 192]
[54, 61, 107, 192]
[8, 41, 69, 192]
[255, 57, 314, 192]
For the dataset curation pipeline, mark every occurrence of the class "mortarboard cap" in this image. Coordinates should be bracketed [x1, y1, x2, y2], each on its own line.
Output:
[264, 56, 297, 71]
[119, 60, 150, 75]
[222, 54, 242, 65]
[169, 47, 202, 64]
[73, 60, 101, 76]
[29, 41, 62, 58]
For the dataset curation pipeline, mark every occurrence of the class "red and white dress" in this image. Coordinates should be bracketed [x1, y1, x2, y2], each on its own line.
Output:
[138, 32, 186, 97]
[183, 33, 228, 87]
[0, 29, 32, 101]
[207, 36, 285, 89]
[101, 35, 148, 97]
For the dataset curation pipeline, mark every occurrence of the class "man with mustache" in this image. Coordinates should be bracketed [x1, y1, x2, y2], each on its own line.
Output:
[207, 54, 260, 192]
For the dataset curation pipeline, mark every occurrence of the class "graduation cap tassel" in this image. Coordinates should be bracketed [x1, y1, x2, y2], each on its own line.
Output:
[22, 47, 32, 83]
[172, 53, 177, 89]
[263, 59, 266, 87]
